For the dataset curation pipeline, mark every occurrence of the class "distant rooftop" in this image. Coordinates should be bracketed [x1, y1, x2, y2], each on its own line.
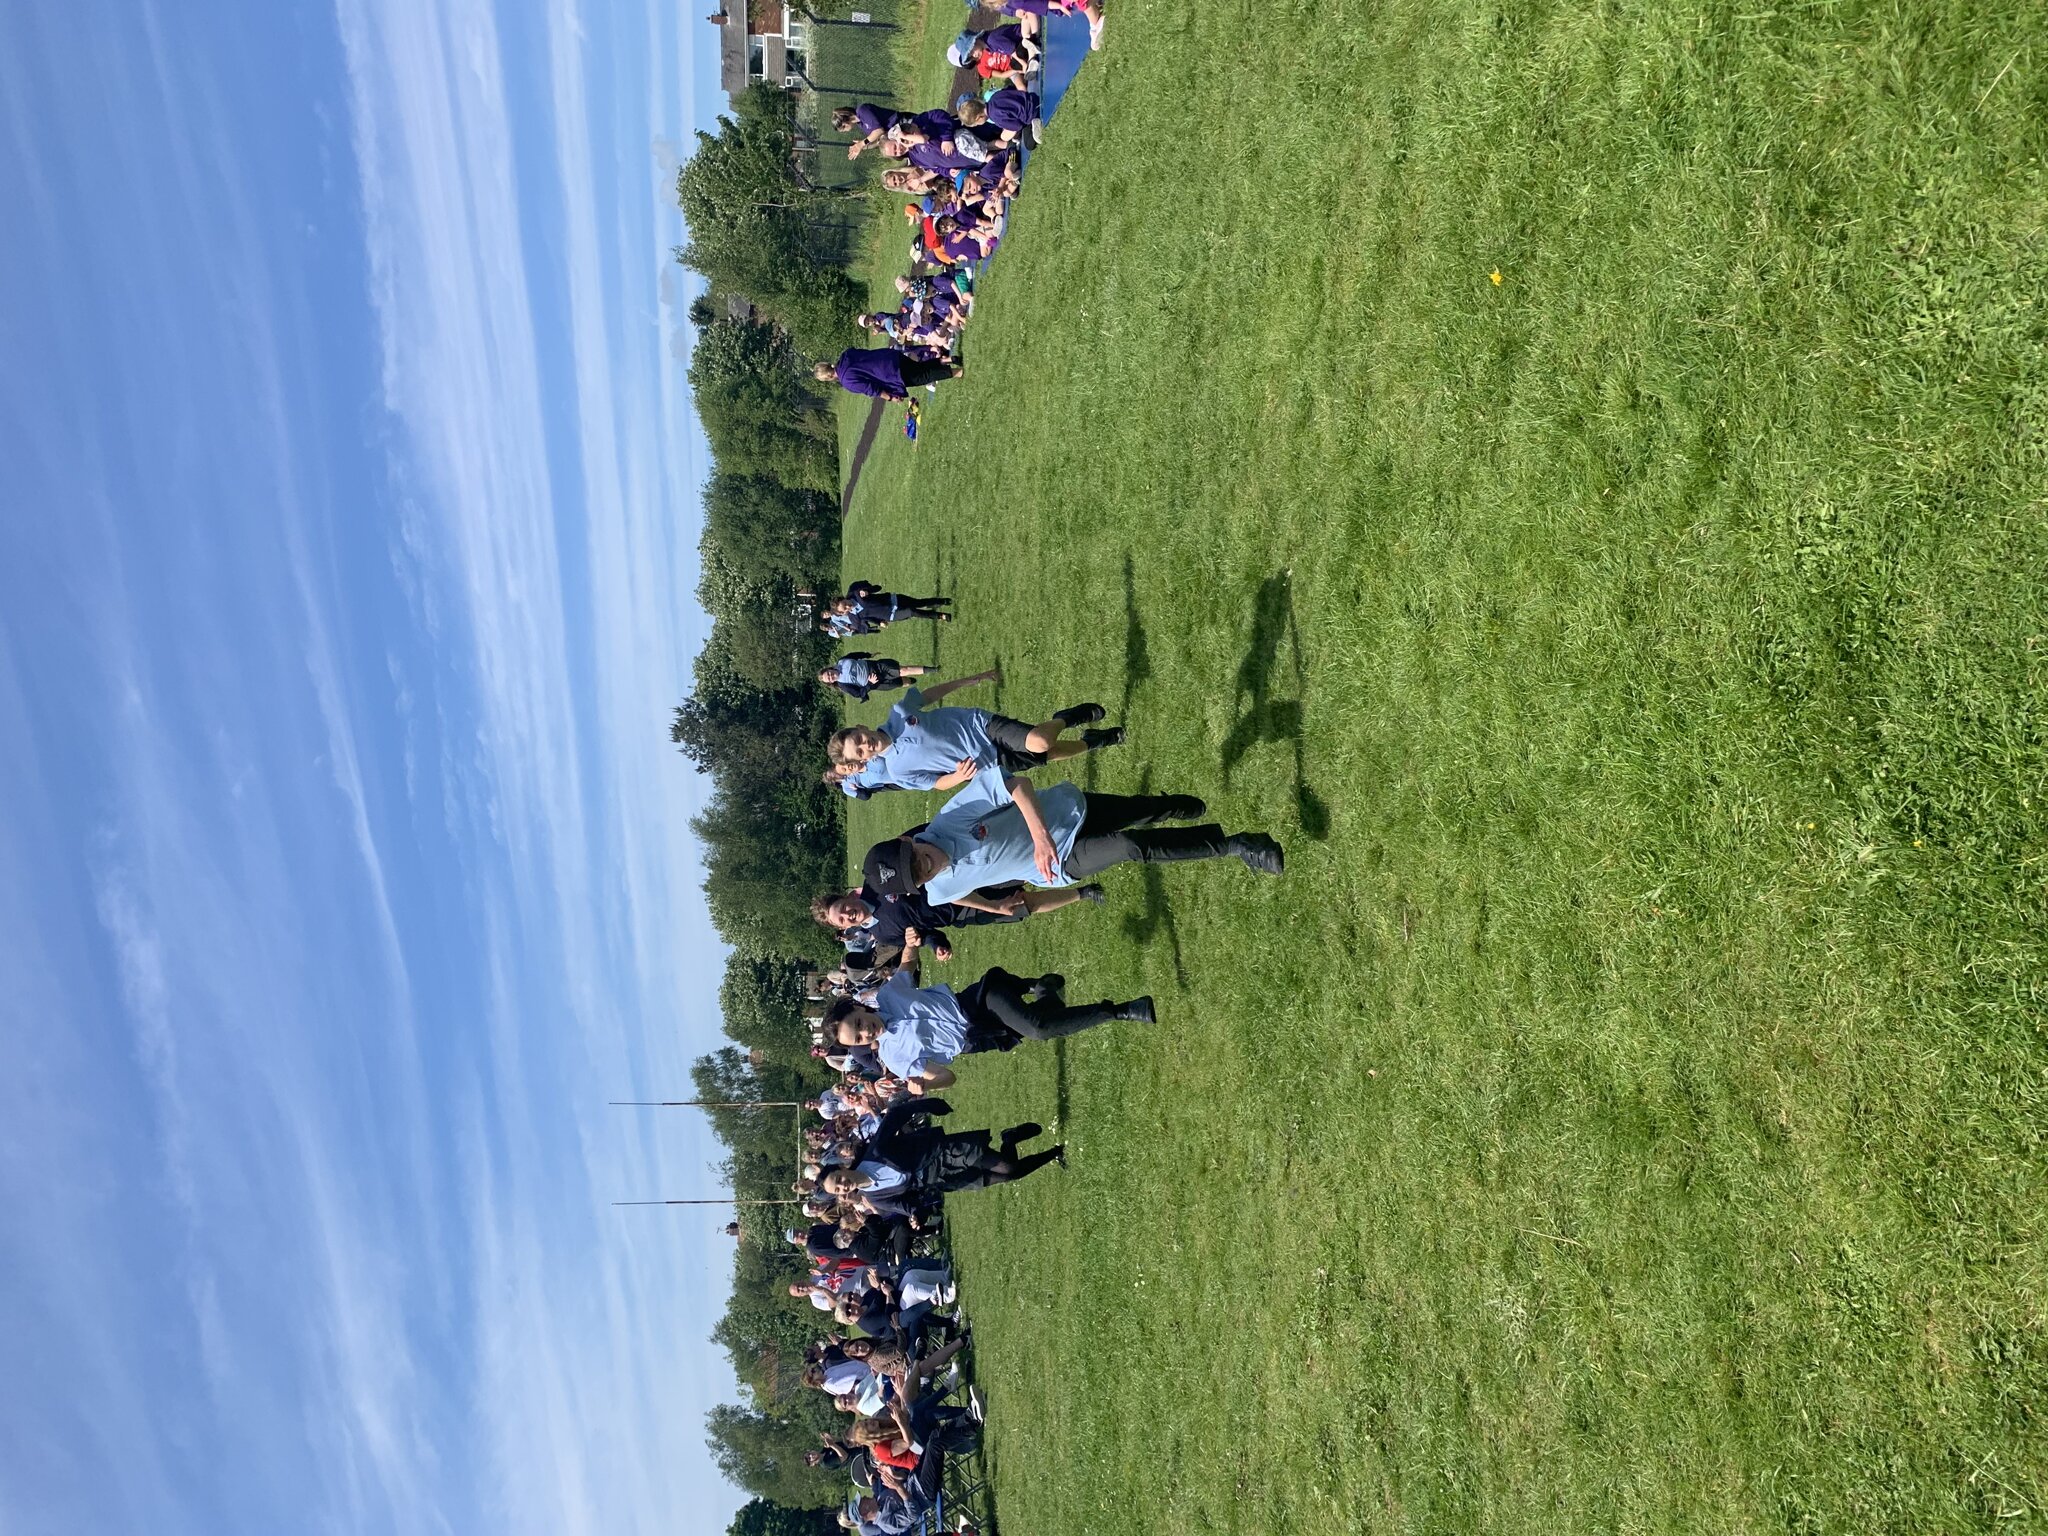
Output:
[708, 2, 792, 105]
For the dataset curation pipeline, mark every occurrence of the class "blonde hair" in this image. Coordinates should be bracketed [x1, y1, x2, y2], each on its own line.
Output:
[850, 1416, 907, 1448]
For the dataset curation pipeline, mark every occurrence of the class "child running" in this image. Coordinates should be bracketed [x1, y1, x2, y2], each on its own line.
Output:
[818, 654, 932, 703]
[827, 678, 1123, 796]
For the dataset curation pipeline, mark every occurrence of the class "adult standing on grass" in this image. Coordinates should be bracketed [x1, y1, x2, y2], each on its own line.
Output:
[862, 763, 1286, 907]
[827, 671, 1126, 795]
[816, 348, 961, 403]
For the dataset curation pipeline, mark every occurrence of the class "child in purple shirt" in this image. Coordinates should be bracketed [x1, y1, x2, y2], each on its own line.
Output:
[945, 25, 1037, 86]
[904, 136, 993, 173]
[995, 0, 1105, 47]
[955, 89, 1040, 143]
[854, 311, 950, 361]
[935, 216, 998, 266]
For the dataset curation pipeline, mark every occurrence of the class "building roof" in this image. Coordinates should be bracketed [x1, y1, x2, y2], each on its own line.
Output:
[719, 17, 747, 99]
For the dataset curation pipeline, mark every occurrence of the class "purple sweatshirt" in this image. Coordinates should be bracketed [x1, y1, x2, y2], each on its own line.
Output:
[854, 103, 901, 136]
[833, 347, 908, 398]
[985, 87, 1040, 135]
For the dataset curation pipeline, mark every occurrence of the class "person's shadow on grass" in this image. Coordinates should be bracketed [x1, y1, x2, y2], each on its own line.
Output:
[1220, 570, 1330, 840]
[1086, 553, 1152, 794]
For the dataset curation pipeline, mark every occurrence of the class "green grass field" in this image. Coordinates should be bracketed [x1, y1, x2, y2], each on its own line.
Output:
[836, 2, 2048, 1529]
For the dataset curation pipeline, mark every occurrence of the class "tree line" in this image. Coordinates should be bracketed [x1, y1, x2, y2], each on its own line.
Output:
[668, 82, 880, 1521]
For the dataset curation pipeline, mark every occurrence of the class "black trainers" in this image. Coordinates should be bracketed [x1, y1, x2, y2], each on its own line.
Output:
[1054, 702, 1106, 727]
[1076, 883, 1107, 904]
[1001, 1121, 1044, 1144]
[1114, 996, 1157, 1024]
[1080, 726, 1125, 750]
[1226, 833, 1286, 875]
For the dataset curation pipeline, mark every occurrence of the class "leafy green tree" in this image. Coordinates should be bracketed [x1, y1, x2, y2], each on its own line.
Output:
[675, 86, 864, 353]
[704, 473, 838, 585]
[719, 950, 817, 1063]
[687, 319, 840, 488]
[691, 1046, 824, 1143]
[671, 638, 833, 783]
[694, 537, 782, 624]
[675, 88, 807, 275]
[729, 1498, 840, 1536]
[688, 319, 818, 425]
[707, 1405, 842, 1508]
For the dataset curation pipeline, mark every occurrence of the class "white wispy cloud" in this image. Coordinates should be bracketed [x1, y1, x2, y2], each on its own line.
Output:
[334, 0, 738, 1529]
[0, 0, 733, 1528]
[0, 2, 461, 1508]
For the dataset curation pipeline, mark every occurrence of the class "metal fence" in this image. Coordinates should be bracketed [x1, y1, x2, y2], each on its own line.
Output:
[790, 0, 913, 216]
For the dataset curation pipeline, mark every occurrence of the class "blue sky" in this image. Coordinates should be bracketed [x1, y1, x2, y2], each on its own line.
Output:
[0, 0, 744, 1530]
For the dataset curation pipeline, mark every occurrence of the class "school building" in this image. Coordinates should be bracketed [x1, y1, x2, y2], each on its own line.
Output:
[708, 1, 812, 103]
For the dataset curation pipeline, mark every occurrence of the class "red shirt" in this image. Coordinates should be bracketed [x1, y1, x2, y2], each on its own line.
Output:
[870, 1439, 919, 1470]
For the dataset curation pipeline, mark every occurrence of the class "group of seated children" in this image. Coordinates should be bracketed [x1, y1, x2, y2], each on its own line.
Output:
[820, 10, 1093, 403]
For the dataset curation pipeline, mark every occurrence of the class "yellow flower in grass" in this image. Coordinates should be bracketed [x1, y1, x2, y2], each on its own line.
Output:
[1489, 269, 1504, 285]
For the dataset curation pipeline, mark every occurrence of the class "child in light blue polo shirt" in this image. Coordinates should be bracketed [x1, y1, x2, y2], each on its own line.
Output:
[827, 669, 1124, 794]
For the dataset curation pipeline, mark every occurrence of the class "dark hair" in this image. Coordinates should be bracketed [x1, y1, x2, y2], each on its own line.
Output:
[822, 996, 863, 1030]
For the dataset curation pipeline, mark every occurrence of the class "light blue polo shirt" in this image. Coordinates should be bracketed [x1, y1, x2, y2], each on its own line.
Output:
[870, 687, 997, 790]
[873, 970, 976, 1078]
[916, 764, 1086, 904]
[835, 657, 876, 688]
[839, 760, 892, 799]
[821, 1358, 874, 1396]
[853, 1158, 909, 1196]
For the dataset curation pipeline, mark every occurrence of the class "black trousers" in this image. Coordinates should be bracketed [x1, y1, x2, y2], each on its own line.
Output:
[898, 358, 956, 389]
[871, 591, 950, 618]
[962, 966, 1116, 1039]
[1062, 792, 1228, 879]
[939, 886, 1027, 928]
[925, 1135, 1061, 1193]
